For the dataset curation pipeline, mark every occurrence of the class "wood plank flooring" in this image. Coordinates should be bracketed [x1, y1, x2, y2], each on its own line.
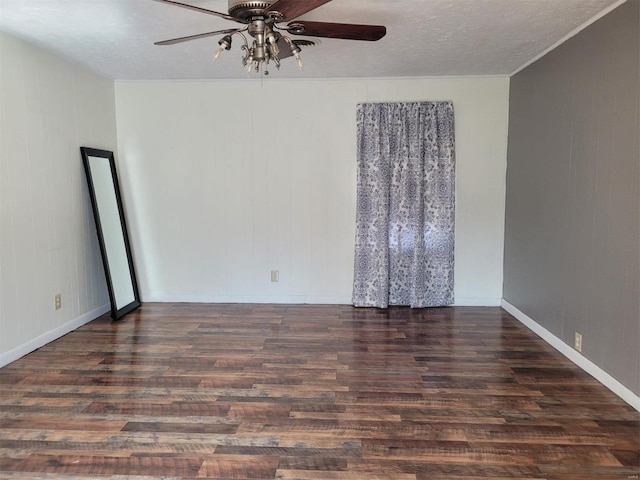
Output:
[0, 304, 638, 479]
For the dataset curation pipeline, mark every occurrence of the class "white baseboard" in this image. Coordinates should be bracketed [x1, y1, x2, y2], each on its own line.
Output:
[0, 304, 110, 368]
[141, 294, 353, 305]
[455, 297, 502, 307]
[142, 295, 503, 307]
[502, 299, 640, 412]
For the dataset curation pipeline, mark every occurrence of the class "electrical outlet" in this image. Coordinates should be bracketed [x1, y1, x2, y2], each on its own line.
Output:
[271, 270, 279, 282]
[574, 332, 582, 352]
[54, 294, 62, 310]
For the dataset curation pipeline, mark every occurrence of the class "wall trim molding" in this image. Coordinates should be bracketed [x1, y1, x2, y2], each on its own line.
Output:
[141, 295, 503, 308]
[502, 299, 640, 412]
[509, 0, 628, 76]
[0, 304, 110, 368]
[455, 297, 502, 307]
[141, 294, 354, 305]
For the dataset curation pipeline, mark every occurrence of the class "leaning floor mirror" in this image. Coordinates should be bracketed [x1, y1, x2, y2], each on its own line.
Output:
[81, 147, 141, 320]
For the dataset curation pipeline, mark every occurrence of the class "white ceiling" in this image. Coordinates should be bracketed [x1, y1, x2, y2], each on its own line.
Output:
[0, 0, 623, 80]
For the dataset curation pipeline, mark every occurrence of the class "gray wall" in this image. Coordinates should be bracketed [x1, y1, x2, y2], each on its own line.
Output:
[504, 0, 639, 395]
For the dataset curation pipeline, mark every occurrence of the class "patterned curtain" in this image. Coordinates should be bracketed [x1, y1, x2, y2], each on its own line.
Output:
[352, 102, 455, 308]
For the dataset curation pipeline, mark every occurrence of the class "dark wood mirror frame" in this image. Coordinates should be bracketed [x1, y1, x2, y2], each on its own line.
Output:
[81, 147, 141, 320]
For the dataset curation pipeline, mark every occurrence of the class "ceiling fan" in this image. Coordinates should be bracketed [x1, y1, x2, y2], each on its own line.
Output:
[152, 0, 387, 74]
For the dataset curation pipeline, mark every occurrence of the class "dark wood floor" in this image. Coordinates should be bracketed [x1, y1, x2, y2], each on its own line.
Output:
[0, 304, 638, 479]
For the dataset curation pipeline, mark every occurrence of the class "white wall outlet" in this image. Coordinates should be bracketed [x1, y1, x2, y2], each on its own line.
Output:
[54, 294, 62, 310]
[574, 332, 582, 352]
[271, 270, 279, 282]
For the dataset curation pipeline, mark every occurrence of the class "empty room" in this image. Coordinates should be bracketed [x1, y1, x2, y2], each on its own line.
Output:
[0, 0, 638, 478]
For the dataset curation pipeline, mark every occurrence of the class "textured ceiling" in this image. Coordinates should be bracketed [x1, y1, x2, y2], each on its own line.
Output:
[0, 0, 623, 80]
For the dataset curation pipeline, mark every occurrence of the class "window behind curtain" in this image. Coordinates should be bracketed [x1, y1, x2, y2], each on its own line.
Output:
[352, 102, 455, 308]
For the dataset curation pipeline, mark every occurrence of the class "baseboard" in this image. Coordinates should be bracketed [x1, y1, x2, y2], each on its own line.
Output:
[0, 304, 110, 368]
[454, 297, 502, 307]
[142, 295, 503, 307]
[141, 294, 353, 305]
[501, 299, 640, 412]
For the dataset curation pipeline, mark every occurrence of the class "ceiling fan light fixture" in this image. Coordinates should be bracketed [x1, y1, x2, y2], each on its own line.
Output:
[219, 35, 233, 50]
[214, 34, 233, 60]
[282, 36, 303, 70]
[264, 25, 280, 57]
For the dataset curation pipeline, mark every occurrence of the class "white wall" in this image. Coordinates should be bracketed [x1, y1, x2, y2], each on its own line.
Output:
[115, 77, 509, 305]
[0, 32, 116, 364]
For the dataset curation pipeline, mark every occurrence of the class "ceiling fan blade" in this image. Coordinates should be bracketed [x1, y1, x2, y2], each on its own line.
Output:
[155, 28, 242, 46]
[286, 21, 386, 41]
[150, 0, 237, 22]
[265, 0, 333, 21]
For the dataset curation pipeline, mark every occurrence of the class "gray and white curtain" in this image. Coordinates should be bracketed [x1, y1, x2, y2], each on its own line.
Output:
[352, 102, 455, 308]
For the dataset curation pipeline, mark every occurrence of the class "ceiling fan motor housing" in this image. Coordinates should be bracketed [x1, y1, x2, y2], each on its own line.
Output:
[228, 0, 278, 20]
